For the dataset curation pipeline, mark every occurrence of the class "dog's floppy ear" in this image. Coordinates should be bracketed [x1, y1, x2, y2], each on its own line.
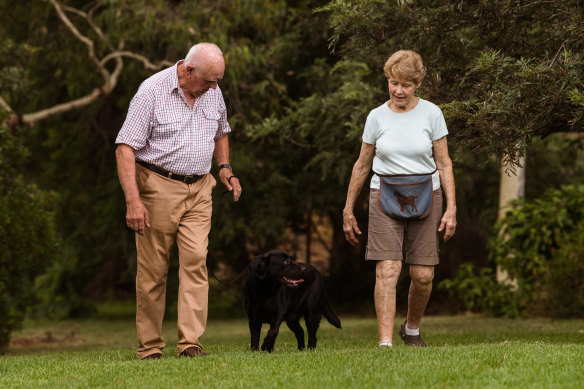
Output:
[249, 253, 270, 280]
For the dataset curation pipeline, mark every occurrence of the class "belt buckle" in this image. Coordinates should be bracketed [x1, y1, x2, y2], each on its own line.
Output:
[184, 175, 195, 184]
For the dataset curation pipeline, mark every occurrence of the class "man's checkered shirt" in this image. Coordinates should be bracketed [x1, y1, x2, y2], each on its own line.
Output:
[115, 63, 231, 176]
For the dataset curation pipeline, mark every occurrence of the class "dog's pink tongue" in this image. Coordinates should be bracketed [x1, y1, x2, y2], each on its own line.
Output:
[290, 279, 304, 284]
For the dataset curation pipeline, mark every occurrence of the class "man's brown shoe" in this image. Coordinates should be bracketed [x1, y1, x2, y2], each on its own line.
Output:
[179, 347, 208, 357]
[142, 353, 162, 360]
[399, 320, 427, 347]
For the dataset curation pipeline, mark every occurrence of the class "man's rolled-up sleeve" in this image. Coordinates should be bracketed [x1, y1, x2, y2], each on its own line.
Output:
[115, 91, 155, 150]
[214, 88, 231, 140]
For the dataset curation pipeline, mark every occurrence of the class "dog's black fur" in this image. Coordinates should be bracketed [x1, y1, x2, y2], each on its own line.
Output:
[242, 250, 341, 352]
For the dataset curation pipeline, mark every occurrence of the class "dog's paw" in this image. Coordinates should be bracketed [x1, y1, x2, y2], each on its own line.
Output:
[261, 343, 274, 353]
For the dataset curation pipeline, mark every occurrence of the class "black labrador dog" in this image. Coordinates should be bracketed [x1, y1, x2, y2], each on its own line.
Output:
[242, 250, 341, 352]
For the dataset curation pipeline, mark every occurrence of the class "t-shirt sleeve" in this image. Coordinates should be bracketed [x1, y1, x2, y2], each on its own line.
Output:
[115, 91, 154, 150]
[362, 111, 378, 145]
[431, 107, 448, 141]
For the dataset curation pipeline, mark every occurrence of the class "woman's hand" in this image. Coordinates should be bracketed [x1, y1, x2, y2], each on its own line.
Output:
[342, 142, 375, 246]
[438, 208, 457, 242]
[343, 210, 362, 246]
[433, 136, 457, 242]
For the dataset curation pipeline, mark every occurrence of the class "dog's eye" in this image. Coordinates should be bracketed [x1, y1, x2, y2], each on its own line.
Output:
[283, 258, 290, 264]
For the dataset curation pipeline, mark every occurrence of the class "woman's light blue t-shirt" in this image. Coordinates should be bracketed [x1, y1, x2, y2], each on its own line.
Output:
[362, 98, 448, 190]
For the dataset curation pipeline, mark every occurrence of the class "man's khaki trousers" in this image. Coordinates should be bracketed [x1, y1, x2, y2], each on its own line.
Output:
[135, 163, 216, 359]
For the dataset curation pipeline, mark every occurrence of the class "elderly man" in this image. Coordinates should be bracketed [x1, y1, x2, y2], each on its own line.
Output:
[115, 43, 242, 360]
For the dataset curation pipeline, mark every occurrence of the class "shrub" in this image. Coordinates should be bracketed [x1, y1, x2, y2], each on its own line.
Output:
[543, 221, 584, 318]
[439, 263, 520, 318]
[440, 184, 584, 318]
[491, 184, 584, 316]
[0, 120, 59, 351]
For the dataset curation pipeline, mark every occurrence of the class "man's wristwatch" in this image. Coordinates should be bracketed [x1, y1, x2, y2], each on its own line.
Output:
[218, 164, 232, 172]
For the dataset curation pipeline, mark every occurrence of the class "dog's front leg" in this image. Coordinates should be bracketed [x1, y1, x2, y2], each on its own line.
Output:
[249, 319, 262, 351]
[261, 319, 283, 353]
[286, 319, 305, 350]
[305, 312, 322, 349]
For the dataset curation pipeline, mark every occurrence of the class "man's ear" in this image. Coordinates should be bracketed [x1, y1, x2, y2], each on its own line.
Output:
[250, 254, 270, 280]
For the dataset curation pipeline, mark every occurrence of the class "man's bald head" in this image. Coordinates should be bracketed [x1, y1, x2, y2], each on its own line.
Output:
[184, 43, 225, 76]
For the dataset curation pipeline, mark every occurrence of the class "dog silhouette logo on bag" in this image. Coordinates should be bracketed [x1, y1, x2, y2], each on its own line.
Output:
[378, 171, 435, 220]
[393, 191, 418, 213]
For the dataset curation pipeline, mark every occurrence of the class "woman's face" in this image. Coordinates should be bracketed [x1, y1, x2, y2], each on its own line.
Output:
[387, 76, 420, 111]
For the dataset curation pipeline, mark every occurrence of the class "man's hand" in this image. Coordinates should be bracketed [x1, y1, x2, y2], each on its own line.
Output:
[126, 199, 150, 235]
[219, 168, 242, 202]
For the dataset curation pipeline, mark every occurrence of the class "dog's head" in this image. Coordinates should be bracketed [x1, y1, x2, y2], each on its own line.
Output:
[249, 250, 306, 287]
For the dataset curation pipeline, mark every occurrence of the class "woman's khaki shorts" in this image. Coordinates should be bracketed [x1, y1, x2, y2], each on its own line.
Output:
[366, 187, 443, 265]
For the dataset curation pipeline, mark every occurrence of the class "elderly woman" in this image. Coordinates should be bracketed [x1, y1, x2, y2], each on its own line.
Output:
[343, 50, 456, 347]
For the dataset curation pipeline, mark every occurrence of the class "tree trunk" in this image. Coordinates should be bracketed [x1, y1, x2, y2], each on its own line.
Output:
[496, 155, 526, 284]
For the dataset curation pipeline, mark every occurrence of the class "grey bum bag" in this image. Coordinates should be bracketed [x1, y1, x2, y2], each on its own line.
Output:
[376, 170, 437, 220]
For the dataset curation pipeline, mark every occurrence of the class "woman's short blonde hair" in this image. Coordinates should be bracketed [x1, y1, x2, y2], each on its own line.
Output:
[383, 50, 426, 85]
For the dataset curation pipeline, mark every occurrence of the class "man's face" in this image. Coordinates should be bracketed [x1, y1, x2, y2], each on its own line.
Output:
[185, 63, 224, 97]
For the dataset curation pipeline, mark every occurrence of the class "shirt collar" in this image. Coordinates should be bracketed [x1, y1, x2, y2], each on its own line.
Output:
[171, 61, 182, 93]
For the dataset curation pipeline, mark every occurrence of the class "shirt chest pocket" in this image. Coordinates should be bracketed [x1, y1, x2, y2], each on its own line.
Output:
[153, 108, 186, 140]
[201, 107, 220, 137]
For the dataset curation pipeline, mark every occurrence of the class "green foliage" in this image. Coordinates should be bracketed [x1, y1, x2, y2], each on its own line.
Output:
[442, 184, 584, 318]
[490, 184, 584, 316]
[319, 0, 584, 166]
[248, 59, 378, 185]
[439, 263, 520, 318]
[0, 115, 59, 350]
[444, 50, 584, 162]
[525, 133, 584, 199]
[1, 0, 338, 314]
[491, 185, 584, 285]
[2, 0, 584, 320]
[0, 39, 36, 100]
[544, 222, 584, 317]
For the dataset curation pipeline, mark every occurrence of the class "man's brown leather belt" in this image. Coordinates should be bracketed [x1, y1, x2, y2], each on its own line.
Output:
[137, 160, 203, 185]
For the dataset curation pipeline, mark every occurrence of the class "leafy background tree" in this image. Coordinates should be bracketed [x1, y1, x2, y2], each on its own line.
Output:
[0, 113, 59, 350]
[1, 0, 583, 347]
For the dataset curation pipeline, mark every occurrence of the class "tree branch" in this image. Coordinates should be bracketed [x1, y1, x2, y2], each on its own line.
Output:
[0, 96, 14, 113]
[549, 41, 566, 67]
[286, 137, 318, 148]
[47, 0, 109, 82]
[1, 0, 173, 126]
[21, 88, 102, 124]
[100, 51, 174, 71]
[62, 1, 114, 51]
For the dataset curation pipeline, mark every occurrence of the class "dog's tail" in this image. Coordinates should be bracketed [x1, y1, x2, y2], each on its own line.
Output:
[324, 301, 342, 329]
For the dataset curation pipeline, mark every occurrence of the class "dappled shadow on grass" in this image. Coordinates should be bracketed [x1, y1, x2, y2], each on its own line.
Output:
[4, 315, 584, 357]
[5, 319, 137, 356]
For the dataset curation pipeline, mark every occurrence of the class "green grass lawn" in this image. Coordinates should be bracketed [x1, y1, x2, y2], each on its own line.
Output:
[1, 314, 583, 388]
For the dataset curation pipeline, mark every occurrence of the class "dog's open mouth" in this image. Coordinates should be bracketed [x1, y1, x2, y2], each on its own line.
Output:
[281, 276, 304, 287]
